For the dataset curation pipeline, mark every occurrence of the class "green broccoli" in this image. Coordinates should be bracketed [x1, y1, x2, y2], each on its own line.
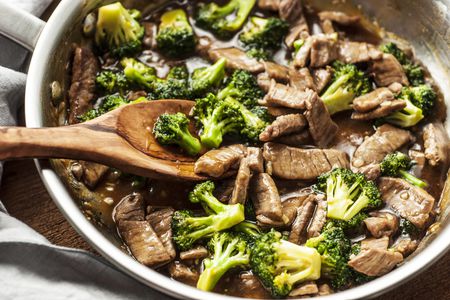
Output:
[381, 42, 425, 86]
[250, 230, 321, 297]
[233, 221, 261, 239]
[196, 0, 256, 38]
[153, 112, 202, 156]
[78, 95, 146, 122]
[190, 58, 227, 97]
[197, 232, 250, 291]
[156, 9, 196, 58]
[96, 70, 129, 94]
[172, 181, 245, 251]
[239, 17, 289, 50]
[316, 168, 382, 221]
[152, 65, 192, 100]
[245, 48, 271, 61]
[95, 2, 144, 57]
[327, 212, 369, 234]
[383, 85, 436, 127]
[321, 61, 372, 115]
[217, 70, 264, 107]
[380, 152, 428, 188]
[305, 223, 353, 289]
[121, 57, 157, 89]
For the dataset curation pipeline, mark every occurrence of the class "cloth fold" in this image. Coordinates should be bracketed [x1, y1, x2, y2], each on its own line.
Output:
[0, 1, 172, 299]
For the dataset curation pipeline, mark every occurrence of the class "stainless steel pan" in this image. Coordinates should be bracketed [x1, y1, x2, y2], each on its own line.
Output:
[0, 0, 448, 299]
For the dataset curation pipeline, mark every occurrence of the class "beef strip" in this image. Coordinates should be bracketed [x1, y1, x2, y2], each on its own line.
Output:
[361, 236, 389, 251]
[258, 0, 280, 11]
[409, 148, 426, 174]
[179, 246, 209, 261]
[285, 15, 310, 48]
[68, 46, 99, 124]
[259, 114, 307, 142]
[352, 88, 395, 113]
[312, 67, 332, 93]
[289, 198, 315, 244]
[358, 163, 382, 181]
[208, 47, 264, 73]
[246, 147, 264, 173]
[309, 34, 340, 68]
[273, 130, 312, 147]
[348, 248, 403, 276]
[114, 194, 171, 267]
[263, 143, 349, 180]
[168, 262, 199, 286]
[263, 61, 290, 82]
[371, 53, 409, 87]
[281, 188, 314, 225]
[263, 81, 316, 109]
[257, 73, 272, 92]
[266, 106, 301, 117]
[214, 178, 235, 203]
[293, 36, 313, 68]
[78, 161, 109, 189]
[194, 144, 246, 177]
[423, 122, 449, 167]
[230, 157, 252, 205]
[289, 67, 316, 91]
[351, 99, 406, 120]
[232, 273, 270, 299]
[351, 124, 414, 170]
[318, 284, 333, 296]
[250, 173, 284, 222]
[142, 22, 157, 49]
[338, 41, 382, 64]
[378, 177, 435, 228]
[279, 0, 303, 23]
[364, 211, 399, 238]
[304, 92, 339, 147]
[393, 237, 418, 257]
[146, 208, 176, 259]
[388, 82, 404, 94]
[289, 282, 319, 297]
[307, 195, 327, 238]
[318, 11, 361, 27]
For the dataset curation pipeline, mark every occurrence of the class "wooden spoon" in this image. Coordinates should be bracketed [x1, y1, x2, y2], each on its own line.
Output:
[0, 100, 208, 181]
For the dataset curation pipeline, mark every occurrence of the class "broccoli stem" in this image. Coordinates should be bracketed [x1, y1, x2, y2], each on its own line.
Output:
[177, 130, 202, 156]
[399, 170, 428, 188]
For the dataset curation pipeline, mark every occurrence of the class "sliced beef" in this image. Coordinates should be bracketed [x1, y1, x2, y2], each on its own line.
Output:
[194, 144, 246, 177]
[196, 36, 213, 58]
[348, 248, 403, 276]
[312, 67, 332, 93]
[338, 41, 382, 64]
[208, 47, 264, 73]
[378, 177, 435, 228]
[361, 236, 389, 251]
[214, 179, 235, 203]
[179, 246, 209, 261]
[168, 262, 199, 286]
[352, 88, 395, 113]
[318, 284, 333, 296]
[230, 157, 252, 205]
[293, 36, 313, 68]
[388, 82, 404, 94]
[318, 11, 361, 27]
[304, 92, 339, 147]
[423, 122, 449, 167]
[281, 188, 314, 225]
[393, 237, 418, 257]
[114, 194, 171, 267]
[246, 147, 264, 173]
[351, 99, 406, 120]
[68, 46, 99, 124]
[358, 163, 381, 181]
[232, 272, 270, 299]
[409, 148, 426, 174]
[309, 34, 339, 68]
[263, 61, 290, 82]
[257, 72, 272, 92]
[352, 124, 414, 170]
[279, 0, 303, 23]
[285, 15, 310, 48]
[289, 67, 316, 91]
[250, 173, 284, 223]
[307, 195, 327, 238]
[364, 211, 399, 238]
[266, 106, 301, 117]
[259, 114, 307, 142]
[142, 22, 157, 49]
[78, 161, 109, 189]
[263, 143, 349, 180]
[371, 53, 409, 87]
[289, 198, 315, 244]
[289, 282, 319, 297]
[146, 208, 176, 259]
[258, 0, 280, 11]
[263, 81, 316, 109]
[274, 130, 312, 147]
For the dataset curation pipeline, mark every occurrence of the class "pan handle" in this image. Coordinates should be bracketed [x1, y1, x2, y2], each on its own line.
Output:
[0, 1, 46, 51]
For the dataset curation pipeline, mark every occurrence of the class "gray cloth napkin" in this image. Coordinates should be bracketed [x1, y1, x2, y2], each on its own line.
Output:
[0, 2, 172, 299]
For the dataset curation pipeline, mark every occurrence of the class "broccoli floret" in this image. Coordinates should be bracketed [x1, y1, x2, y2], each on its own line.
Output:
[305, 223, 353, 289]
[95, 2, 144, 57]
[229, 97, 269, 142]
[96, 70, 129, 94]
[197, 232, 250, 291]
[196, 0, 256, 38]
[321, 61, 372, 115]
[383, 85, 436, 127]
[192, 93, 243, 148]
[153, 112, 202, 156]
[381, 42, 425, 86]
[250, 230, 321, 297]
[156, 9, 196, 58]
[316, 168, 382, 221]
[217, 70, 264, 107]
[327, 212, 369, 234]
[172, 181, 245, 251]
[190, 58, 227, 97]
[233, 221, 261, 239]
[246, 48, 271, 61]
[239, 17, 289, 50]
[121, 57, 157, 89]
[380, 152, 428, 188]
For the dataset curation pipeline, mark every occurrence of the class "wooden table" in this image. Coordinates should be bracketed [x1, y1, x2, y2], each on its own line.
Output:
[1, 159, 449, 299]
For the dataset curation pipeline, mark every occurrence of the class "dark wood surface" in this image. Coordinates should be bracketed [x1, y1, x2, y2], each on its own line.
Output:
[1, 159, 449, 299]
